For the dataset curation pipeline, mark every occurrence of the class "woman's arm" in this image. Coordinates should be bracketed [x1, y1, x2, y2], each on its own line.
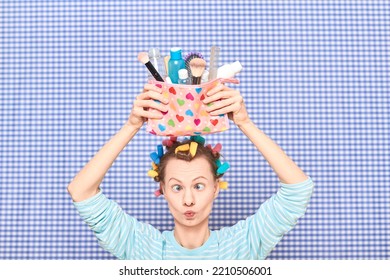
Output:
[67, 124, 140, 202]
[237, 121, 308, 184]
[204, 84, 307, 184]
[67, 84, 168, 202]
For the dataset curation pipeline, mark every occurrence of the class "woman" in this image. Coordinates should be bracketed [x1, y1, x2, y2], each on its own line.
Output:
[67, 82, 314, 259]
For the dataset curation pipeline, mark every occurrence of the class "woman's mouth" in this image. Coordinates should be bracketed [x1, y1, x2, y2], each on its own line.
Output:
[184, 211, 195, 218]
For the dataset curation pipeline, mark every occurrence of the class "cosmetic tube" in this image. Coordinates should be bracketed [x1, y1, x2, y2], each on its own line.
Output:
[217, 61, 242, 79]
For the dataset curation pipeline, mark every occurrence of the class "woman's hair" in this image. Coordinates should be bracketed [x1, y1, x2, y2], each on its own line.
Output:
[148, 136, 230, 196]
[154, 139, 224, 184]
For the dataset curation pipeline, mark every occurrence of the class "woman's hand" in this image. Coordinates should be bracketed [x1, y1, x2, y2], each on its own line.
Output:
[203, 84, 251, 127]
[126, 84, 169, 129]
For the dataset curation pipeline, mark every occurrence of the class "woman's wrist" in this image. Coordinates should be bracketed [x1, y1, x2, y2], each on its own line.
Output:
[235, 118, 254, 129]
[117, 122, 142, 147]
[123, 122, 142, 134]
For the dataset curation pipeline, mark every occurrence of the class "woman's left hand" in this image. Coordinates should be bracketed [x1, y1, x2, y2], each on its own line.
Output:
[203, 84, 251, 127]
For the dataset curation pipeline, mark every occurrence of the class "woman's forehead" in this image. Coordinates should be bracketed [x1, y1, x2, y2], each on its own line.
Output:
[165, 157, 213, 179]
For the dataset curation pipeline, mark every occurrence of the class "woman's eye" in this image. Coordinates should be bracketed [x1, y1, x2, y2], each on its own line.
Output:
[194, 183, 205, 191]
[172, 185, 182, 192]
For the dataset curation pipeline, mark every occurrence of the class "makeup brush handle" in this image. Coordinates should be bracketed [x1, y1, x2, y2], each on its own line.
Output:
[145, 61, 164, 82]
[192, 76, 202, 85]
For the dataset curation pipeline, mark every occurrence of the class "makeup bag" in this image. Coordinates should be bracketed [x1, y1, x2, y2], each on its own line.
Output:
[146, 78, 239, 136]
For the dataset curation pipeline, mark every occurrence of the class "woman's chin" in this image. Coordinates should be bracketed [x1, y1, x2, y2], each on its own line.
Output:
[175, 215, 207, 228]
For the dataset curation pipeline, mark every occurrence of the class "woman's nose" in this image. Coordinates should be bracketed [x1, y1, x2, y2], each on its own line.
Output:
[183, 189, 195, 206]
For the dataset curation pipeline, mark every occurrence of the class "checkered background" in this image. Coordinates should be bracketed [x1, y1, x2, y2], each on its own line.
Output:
[1, 0, 389, 259]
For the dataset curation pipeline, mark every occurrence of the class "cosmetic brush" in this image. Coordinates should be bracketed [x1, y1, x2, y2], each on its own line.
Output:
[189, 58, 206, 85]
[184, 51, 204, 80]
[137, 52, 164, 82]
[208, 45, 220, 81]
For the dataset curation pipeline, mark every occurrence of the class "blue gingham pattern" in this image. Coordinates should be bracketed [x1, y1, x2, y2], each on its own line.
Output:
[1, 0, 389, 259]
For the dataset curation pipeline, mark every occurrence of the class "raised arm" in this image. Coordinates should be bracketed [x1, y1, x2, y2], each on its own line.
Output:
[237, 121, 308, 184]
[203, 84, 307, 184]
[67, 84, 168, 202]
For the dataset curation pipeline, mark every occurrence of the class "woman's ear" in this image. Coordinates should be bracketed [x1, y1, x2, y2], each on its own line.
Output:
[213, 179, 220, 199]
[159, 182, 165, 196]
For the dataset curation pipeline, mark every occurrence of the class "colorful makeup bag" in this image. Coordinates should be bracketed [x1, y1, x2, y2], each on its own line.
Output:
[146, 78, 239, 136]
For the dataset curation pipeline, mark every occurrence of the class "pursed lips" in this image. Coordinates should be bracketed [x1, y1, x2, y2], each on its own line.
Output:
[184, 211, 195, 218]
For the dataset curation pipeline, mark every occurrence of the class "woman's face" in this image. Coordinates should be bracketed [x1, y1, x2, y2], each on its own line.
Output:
[161, 156, 219, 229]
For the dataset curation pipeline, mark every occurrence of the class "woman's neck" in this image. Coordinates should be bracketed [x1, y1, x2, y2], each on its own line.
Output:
[173, 221, 210, 249]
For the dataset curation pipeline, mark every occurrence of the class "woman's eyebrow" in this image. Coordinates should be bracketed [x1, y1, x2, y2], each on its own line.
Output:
[193, 176, 208, 181]
[168, 176, 208, 184]
[168, 178, 182, 184]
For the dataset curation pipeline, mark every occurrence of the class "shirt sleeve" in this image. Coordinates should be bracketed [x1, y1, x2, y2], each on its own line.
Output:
[72, 189, 140, 259]
[246, 176, 315, 259]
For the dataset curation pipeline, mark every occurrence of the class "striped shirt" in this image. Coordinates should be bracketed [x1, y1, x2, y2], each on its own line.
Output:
[73, 177, 314, 259]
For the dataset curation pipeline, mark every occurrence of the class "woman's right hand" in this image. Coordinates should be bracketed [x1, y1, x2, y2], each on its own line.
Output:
[126, 84, 169, 129]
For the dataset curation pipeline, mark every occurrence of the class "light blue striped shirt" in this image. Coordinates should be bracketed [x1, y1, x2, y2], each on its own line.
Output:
[73, 177, 314, 259]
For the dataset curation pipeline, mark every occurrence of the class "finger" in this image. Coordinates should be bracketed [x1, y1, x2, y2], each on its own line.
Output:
[206, 98, 234, 112]
[143, 84, 163, 93]
[134, 99, 168, 113]
[134, 99, 169, 113]
[208, 103, 242, 116]
[206, 95, 242, 113]
[143, 111, 164, 120]
[137, 90, 169, 104]
[133, 107, 163, 120]
[203, 90, 237, 104]
[205, 83, 225, 96]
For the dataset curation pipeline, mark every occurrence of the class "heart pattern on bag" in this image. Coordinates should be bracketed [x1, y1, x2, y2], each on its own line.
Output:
[146, 79, 235, 136]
